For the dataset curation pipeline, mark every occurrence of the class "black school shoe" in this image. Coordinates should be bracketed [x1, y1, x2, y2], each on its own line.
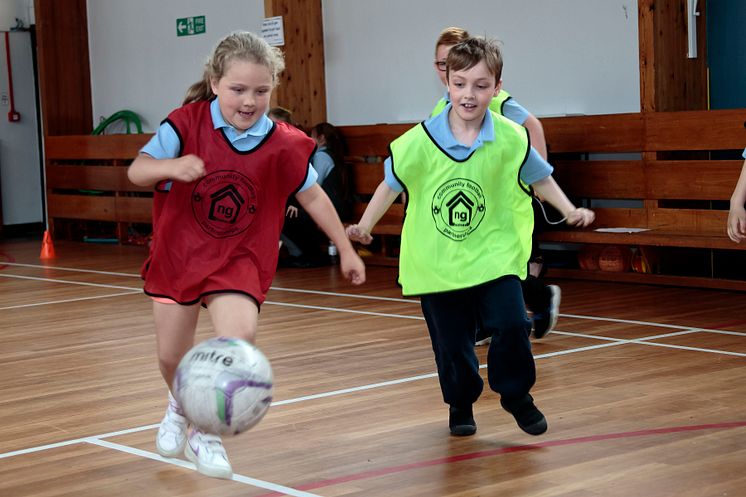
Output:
[449, 405, 477, 436]
[500, 394, 547, 435]
[532, 285, 561, 339]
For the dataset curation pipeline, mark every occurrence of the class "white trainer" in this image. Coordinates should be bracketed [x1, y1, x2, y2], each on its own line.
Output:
[155, 393, 188, 458]
[185, 429, 233, 480]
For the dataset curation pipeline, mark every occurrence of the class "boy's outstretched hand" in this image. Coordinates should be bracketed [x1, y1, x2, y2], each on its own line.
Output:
[727, 206, 746, 243]
[346, 224, 373, 245]
[566, 207, 595, 227]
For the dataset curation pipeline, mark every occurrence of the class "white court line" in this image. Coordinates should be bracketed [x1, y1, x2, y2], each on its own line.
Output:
[271, 286, 417, 304]
[2, 261, 744, 334]
[0, 272, 138, 291]
[0, 291, 141, 311]
[559, 312, 700, 330]
[626, 340, 746, 357]
[0, 438, 91, 460]
[87, 438, 322, 497]
[2, 261, 139, 278]
[3, 261, 415, 303]
[2, 268, 743, 340]
[688, 328, 746, 337]
[1, 327, 724, 463]
[265, 300, 424, 320]
[2, 260, 743, 491]
[3, 261, 740, 334]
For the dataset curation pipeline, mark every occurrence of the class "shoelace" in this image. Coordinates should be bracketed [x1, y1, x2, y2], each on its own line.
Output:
[198, 433, 228, 455]
[534, 197, 568, 225]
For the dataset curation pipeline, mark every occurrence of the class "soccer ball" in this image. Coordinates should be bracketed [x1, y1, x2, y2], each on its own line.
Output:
[173, 337, 273, 436]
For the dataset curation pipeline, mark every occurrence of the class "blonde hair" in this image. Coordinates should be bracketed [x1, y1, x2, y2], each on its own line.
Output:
[447, 37, 503, 85]
[183, 31, 285, 105]
[435, 27, 470, 55]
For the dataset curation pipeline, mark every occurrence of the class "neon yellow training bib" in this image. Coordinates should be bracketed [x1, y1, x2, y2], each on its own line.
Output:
[391, 112, 533, 296]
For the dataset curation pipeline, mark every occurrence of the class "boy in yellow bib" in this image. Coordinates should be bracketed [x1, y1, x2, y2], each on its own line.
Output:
[347, 37, 594, 436]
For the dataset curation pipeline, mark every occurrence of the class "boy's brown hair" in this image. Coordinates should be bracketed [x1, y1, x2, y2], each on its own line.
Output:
[434, 27, 470, 55]
[446, 37, 503, 86]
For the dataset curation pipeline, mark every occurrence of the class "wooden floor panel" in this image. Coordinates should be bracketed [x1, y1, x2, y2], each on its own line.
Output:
[0, 238, 744, 496]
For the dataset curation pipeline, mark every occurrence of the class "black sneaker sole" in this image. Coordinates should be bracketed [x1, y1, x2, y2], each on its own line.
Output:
[450, 424, 477, 436]
[500, 396, 548, 436]
[516, 416, 547, 435]
[449, 406, 477, 436]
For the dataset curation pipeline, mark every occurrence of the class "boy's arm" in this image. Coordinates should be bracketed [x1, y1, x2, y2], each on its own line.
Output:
[523, 114, 548, 160]
[531, 176, 595, 227]
[295, 184, 366, 285]
[346, 181, 400, 244]
[727, 159, 746, 243]
[127, 153, 206, 187]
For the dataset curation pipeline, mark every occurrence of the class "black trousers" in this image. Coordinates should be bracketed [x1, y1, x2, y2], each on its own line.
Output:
[420, 276, 536, 408]
[521, 274, 552, 314]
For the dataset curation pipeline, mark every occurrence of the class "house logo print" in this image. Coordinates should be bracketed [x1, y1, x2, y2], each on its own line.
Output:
[208, 185, 244, 224]
[192, 170, 258, 238]
[446, 191, 474, 226]
[431, 178, 486, 241]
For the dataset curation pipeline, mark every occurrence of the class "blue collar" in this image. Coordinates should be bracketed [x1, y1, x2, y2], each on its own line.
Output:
[210, 98, 273, 142]
[424, 103, 495, 155]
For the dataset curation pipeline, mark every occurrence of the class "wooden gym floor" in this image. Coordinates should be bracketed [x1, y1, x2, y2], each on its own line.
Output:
[0, 238, 744, 496]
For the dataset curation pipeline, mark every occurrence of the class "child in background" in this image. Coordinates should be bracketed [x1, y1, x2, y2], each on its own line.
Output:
[128, 31, 365, 479]
[268, 106, 294, 125]
[348, 37, 593, 437]
[727, 147, 746, 243]
[282, 122, 353, 266]
[432, 27, 559, 342]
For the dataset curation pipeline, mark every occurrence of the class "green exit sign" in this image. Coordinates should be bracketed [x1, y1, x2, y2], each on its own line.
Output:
[176, 16, 206, 37]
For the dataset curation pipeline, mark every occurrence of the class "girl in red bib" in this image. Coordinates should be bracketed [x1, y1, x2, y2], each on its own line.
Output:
[128, 31, 365, 479]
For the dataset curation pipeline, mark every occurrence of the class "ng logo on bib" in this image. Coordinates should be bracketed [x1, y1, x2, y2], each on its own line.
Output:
[431, 178, 486, 241]
[192, 170, 257, 238]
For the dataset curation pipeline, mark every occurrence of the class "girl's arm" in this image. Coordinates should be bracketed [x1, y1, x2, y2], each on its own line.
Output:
[295, 184, 366, 285]
[127, 153, 206, 187]
[345, 181, 400, 244]
[531, 176, 595, 227]
[727, 159, 746, 243]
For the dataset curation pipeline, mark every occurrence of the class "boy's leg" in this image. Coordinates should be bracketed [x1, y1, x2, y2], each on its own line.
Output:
[420, 289, 482, 435]
[525, 223, 560, 339]
[478, 277, 547, 435]
[522, 271, 560, 339]
[477, 277, 534, 397]
[532, 284, 561, 339]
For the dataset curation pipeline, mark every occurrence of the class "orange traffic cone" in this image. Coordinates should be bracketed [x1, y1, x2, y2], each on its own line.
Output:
[40, 230, 56, 259]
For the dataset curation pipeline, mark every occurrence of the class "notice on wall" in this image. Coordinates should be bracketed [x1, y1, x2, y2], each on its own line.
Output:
[261, 16, 284, 46]
[176, 16, 206, 37]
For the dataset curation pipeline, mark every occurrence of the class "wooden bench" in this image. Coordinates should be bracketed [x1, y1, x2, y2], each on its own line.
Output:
[45, 134, 152, 242]
[538, 109, 746, 290]
[339, 109, 746, 290]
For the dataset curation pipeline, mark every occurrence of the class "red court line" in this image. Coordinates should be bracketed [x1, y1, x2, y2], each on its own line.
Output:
[256, 420, 746, 496]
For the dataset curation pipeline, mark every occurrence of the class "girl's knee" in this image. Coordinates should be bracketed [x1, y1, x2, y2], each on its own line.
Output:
[158, 353, 182, 375]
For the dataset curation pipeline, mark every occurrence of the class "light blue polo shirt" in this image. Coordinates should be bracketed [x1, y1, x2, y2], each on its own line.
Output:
[384, 104, 552, 192]
[311, 147, 335, 184]
[141, 98, 318, 191]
